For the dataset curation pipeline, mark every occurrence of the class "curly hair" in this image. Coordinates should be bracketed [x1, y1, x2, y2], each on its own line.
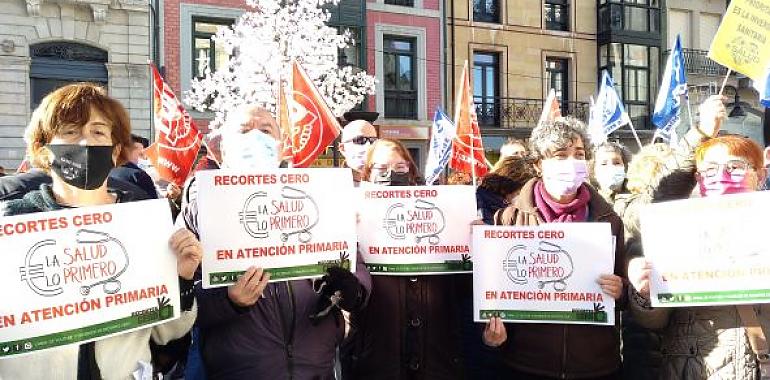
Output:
[529, 117, 592, 161]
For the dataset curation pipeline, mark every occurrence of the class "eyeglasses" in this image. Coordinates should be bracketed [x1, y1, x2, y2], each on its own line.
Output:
[371, 162, 409, 174]
[697, 160, 752, 178]
[345, 136, 378, 145]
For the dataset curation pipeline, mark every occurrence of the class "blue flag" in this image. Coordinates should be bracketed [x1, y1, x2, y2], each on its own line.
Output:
[652, 35, 688, 140]
[588, 70, 630, 143]
[424, 108, 456, 185]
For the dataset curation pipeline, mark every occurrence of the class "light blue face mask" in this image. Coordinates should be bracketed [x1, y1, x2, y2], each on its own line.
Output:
[221, 129, 279, 170]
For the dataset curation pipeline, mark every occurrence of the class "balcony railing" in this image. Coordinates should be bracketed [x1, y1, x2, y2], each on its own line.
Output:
[664, 48, 728, 77]
[475, 97, 590, 129]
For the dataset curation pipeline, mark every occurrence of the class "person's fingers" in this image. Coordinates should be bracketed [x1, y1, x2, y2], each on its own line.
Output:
[245, 268, 265, 293]
[254, 271, 271, 297]
[493, 317, 504, 336]
[237, 266, 258, 289]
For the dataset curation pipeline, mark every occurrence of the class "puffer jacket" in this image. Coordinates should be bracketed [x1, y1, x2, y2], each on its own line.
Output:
[623, 136, 770, 380]
[630, 302, 770, 380]
[493, 178, 627, 379]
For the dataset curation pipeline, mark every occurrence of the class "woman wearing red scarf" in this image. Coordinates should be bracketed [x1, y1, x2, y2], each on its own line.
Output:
[486, 117, 626, 380]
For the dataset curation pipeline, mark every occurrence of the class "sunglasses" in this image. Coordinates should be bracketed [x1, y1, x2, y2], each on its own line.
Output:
[346, 136, 378, 145]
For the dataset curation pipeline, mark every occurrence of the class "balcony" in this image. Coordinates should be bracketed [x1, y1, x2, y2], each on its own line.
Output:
[664, 49, 728, 77]
[475, 97, 590, 129]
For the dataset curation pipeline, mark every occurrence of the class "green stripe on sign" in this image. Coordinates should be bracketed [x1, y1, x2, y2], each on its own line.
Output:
[366, 261, 473, 273]
[657, 289, 770, 304]
[209, 260, 351, 285]
[479, 309, 608, 323]
[0, 305, 174, 357]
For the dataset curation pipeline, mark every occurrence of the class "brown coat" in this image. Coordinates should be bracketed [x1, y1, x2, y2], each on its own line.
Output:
[493, 178, 627, 379]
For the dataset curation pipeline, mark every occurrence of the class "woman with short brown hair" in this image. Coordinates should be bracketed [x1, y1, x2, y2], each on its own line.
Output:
[0, 83, 201, 379]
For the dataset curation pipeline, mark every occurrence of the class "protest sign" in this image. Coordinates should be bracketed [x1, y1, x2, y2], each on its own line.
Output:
[473, 224, 615, 325]
[708, 0, 770, 80]
[0, 200, 179, 358]
[196, 168, 357, 287]
[357, 185, 476, 275]
[640, 192, 770, 307]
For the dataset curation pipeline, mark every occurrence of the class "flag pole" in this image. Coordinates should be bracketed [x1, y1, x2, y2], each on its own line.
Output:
[718, 69, 732, 95]
[627, 119, 643, 149]
[470, 128, 477, 187]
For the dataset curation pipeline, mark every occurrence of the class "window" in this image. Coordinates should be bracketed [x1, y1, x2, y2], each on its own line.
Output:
[473, 0, 499, 23]
[598, 0, 660, 33]
[546, 58, 569, 104]
[385, 0, 414, 6]
[338, 27, 362, 68]
[545, 0, 569, 31]
[383, 36, 417, 119]
[598, 43, 659, 128]
[30, 42, 108, 109]
[192, 17, 233, 79]
[473, 52, 500, 127]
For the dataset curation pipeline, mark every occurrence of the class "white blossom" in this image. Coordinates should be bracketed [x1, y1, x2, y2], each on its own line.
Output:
[185, 0, 377, 127]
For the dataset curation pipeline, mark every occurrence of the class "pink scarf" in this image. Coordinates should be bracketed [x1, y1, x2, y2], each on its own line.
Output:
[533, 180, 591, 223]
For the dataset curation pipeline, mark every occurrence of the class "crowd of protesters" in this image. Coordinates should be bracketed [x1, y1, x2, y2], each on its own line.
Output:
[0, 83, 768, 380]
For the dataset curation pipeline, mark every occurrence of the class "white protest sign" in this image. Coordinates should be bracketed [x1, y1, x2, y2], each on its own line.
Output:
[640, 192, 770, 307]
[0, 199, 179, 358]
[357, 185, 477, 275]
[197, 168, 357, 288]
[473, 224, 615, 325]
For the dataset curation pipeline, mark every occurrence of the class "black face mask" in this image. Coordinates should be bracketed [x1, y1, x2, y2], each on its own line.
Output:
[373, 170, 411, 186]
[48, 144, 115, 190]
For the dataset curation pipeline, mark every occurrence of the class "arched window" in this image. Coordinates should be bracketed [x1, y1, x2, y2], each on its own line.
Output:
[30, 42, 108, 109]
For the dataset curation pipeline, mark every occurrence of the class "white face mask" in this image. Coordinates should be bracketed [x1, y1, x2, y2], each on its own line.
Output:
[595, 165, 626, 191]
[221, 129, 279, 170]
[541, 159, 589, 197]
[343, 142, 370, 171]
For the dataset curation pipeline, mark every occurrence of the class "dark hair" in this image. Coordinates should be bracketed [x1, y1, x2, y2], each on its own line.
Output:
[131, 134, 150, 148]
[480, 157, 536, 196]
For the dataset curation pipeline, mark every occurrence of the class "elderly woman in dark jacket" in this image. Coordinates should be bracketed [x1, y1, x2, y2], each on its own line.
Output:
[485, 117, 627, 380]
[626, 97, 770, 380]
[342, 138, 466, 380]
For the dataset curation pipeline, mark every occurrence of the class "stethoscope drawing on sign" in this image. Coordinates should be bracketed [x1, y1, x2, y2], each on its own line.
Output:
[280, 186, 320, 243]
[536, 241, 574, 292]
[413, 199, 445, 245]
[18, 230, 129, 297]
[76, 229, 130, 296]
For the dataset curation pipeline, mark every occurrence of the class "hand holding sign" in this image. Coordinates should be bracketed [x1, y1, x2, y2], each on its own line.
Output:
[483, 317, 507, 347]
[169, 229, 203, 280]
[597, 274, 623, 300]
[628, 257, 652, 300]
[228, 266, 271, 307]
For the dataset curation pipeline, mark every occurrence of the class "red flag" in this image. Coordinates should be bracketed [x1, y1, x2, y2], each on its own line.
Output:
[538, 88, 562, 125]
[16, 159, 30, 174]
[450, 61, 489, 179]
[278, 79, 294, 163]
[285, 61, 341, 168]
[149, 64, 202, 186]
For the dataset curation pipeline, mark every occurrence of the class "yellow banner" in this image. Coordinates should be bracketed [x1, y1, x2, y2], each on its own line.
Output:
[708, 0, 770, 80]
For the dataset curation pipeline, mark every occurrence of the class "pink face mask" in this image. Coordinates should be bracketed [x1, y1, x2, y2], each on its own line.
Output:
[697, 168, 752, 197]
